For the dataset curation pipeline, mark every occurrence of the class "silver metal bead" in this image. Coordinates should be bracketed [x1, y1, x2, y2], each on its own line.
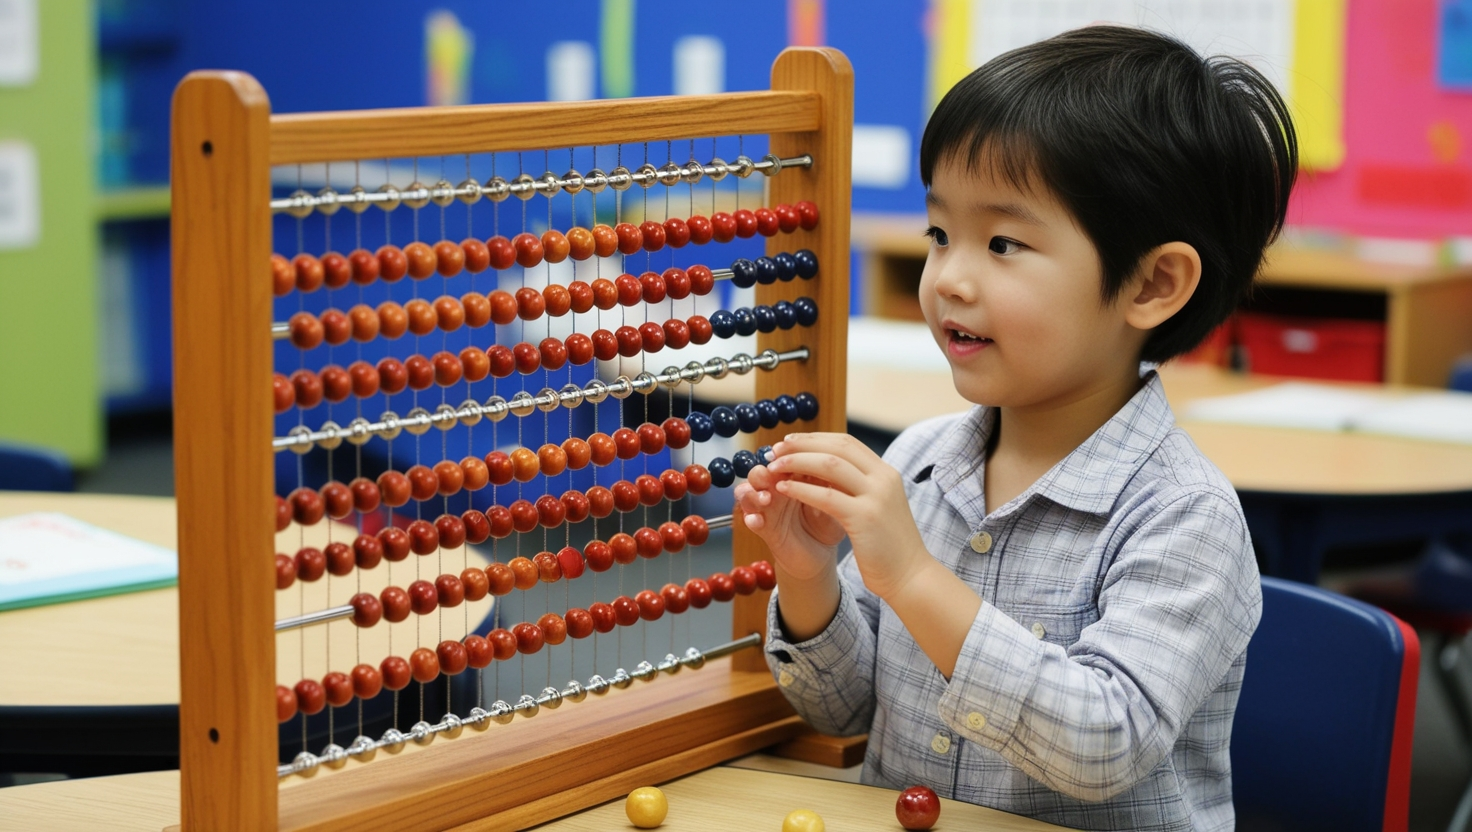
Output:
[379, 727, 406, 753]
[508, 391, 537, 417]
[539, 685, 563, 709]
[430, 179, 457, 207]
[409, 719, 435, 745]
[657, 162, 682, 187]
[345, 184, 371, 214]
[403, 181, 431, 210]
[683, 360, 706, 385]
[611, 668, 633, 688]
[707, 157, 729, 182]
[489, 700, 515, 724]
[583, 379, 609, 405]
[346, 417, 373, 446]
[287, 425, 314, 455]
[681, 160, 705, 184]
[483, 395, 509, 423]
[634, 660, 657, 681]
[608, 165, 633, 191]
[404, 406, 434, 436]
[378, 410, 403, 441]
[438, 712, 464, 739]
[484, 176, 511, 202]
[467, 706, 491, 730]
[291, 751, 320, 776]
[632, 371, 658, 394]
[316, 420, 343, 450]
[561, 169, 585, 195]
[659, 653, 682, 674]
[587, 674, 611, 695]
[609, 375, 634, 400]
[729, 353, 755, 375]
[516, 693, 540, 718]
[760, 153, 783, 176]
[683, 646, 705, 669]
[584, 168, 609, 194]
[315, 186, 341, 216]
[732, 155, 756, 178]
[285, 188, 314, 219]
[635, 162, 658, 188]
[538, 171, 561, 197]
[375, 183, 402, 212]
[705, 357, 730, 380]
[433, 403, 459, 431]
[320, 742, 348, 769]
[348, 735, 377, 761]
[536, 387, 561, 413]
[660, 366, 683, 390]
[512, 172, 536, 201]
[458, 398, 483, 427]
[757, 348, 781, 369]
[564, 680, 587, 703]
[559, 383, 585, 408]
[457, 178, 483, 204]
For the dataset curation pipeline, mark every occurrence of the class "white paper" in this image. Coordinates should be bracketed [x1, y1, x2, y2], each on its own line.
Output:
[0, 140, 39, 249]
[673, 36, 725, 96]
[852, 125, 912, 189]
[546, 41, 595, 102]
[0, 513, 175, 587]
[0, 0, 37, 87]
[1185, 382, 1472, 445]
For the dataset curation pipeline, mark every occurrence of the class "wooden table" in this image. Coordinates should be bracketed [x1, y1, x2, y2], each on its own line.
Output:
[0, 756, 1071, 831]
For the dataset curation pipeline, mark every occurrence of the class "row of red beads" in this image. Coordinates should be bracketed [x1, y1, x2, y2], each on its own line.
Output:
[276, 561, 775, 721]
[271, 202, 817, 295]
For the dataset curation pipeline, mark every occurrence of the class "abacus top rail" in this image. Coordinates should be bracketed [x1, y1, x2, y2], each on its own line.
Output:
[268, 90, 824, 165]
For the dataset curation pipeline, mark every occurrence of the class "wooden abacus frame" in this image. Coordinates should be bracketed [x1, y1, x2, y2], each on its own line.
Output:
[171, 47, 852, 831]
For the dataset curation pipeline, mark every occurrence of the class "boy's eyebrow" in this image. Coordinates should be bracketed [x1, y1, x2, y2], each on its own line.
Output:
[924, 191, 1044, 226]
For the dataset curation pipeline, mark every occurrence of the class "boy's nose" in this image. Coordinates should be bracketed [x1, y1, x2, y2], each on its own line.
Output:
[929, 258, 979, 304]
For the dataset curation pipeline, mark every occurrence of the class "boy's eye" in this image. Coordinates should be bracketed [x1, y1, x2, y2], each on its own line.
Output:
[989, 237, 1021, 255]
[924, 226, 949, 247]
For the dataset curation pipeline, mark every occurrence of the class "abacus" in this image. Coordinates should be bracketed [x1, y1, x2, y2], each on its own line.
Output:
[171, 47, 851, 831]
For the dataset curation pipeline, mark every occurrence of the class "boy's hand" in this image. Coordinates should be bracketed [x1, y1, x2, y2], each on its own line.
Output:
[735, 461, 846, 580]
[766, 433, 931, 601]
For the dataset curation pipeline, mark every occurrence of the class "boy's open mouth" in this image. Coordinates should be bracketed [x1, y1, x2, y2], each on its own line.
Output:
[949, 329, 992, 344]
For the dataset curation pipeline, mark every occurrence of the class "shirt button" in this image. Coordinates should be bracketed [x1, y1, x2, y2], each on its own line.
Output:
[966, 712, 987, 730]
[930, 733, 951, 754]
[1031, 622, 1046, 639]
[969, 531, 993, 553]
[778, 670, 795, 688]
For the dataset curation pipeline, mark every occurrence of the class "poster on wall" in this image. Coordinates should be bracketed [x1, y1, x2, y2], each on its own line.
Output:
[0, 141, 40, 249]
[0, 0, 38, 87]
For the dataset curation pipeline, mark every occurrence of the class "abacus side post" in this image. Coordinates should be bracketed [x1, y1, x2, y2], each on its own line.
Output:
[171, 70, 277, 831]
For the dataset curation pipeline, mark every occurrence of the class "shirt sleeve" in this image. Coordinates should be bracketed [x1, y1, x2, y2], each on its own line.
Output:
[935, 489, 1262, 801]
[764, 553, 882, 736]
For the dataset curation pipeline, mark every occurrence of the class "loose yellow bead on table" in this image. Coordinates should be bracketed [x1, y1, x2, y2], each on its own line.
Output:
[625, 786, 669, 828]
[782, 808, 825, 832]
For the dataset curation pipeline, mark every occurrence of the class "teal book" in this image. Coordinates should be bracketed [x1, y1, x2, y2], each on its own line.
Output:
[0, 512, 177, 612]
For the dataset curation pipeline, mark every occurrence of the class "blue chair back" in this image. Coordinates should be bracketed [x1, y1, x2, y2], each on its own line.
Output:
[0, 442, 74, 492]
[1232, 577, 1418, 832]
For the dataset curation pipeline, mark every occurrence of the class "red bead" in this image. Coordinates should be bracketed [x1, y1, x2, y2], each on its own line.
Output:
[587, 486, 614, 518]
[513, 622, 544, 654]
[615, 273, 643, 307]
[510, 499, 539, 533]
[661, 583, 690, 614]
[377, 357, 408, 394]
[711, 212, 737, 243]
[513, 341, 542, 375]
[613, 428, 642, 460]
[320, 481, 351, 520]
[404, 242, 438, 279]
[591, 224, 619, 257]
[684, 465, 712, 496]
[272, 373, 294, 414]
[567, 280, 595, 313]
[294, 679, 326, 715]
[377, 301, 409, 339]
[709, 572, 736, 601]
[664, 217, 691, 248]
[754, 207, 780, 236]
[560, 489, 590, 523]
[612, 595, 641, 627]
[636, 422, 666, 455]
[584, 539, 614, 572]
[293, 253, 325, 292]
[275, 495, 292, 532]
[376, 245, 408, 282]
[610, 532, 638, 565]
[639, 321, 666, 353]
[432, 351, 463, 386]
[434, 295, 465, 331]
[566, 607, 594, 639]
[274, 553, 296, 589]
[659, 520, 687, 553]
[462, 509, 491, 544]
[636, 475, 665, 507]
[588, 433, 618, 466]
[591, 329, 619, 361]
[436, 640, 468, 675]
[590, 602, 617, 633]
[636, 589, 666, 621]
[539, 612, 568, 646]
[461, 238, 491, 273]
[657, 419, 689, 452]
[323, 671, 354, 707]
[733, 209, 758, 238]
[565, 333, 595, 366]
[510, 448, 540, 482]
[562, 437, 592, 470]
[639, 271, 666, 303]
[459, 457, 489, 493]
[325, 541, 354, 576]
[533, 550, 562, 583]
[488, 290, 518, 325]
[513, 232, 544, 268]
[276, 684, 297, 722]
[462, 292, 492, 328]
[611, 480, 640, 513]
[556, 545, 586, 580]
[486, 562, 515, 595]
[323, 308, 355, 345]
[539, 337, 568, 371]
[515, 286, 546, 321]
[288, 311, 324, 350]
[380, 655, 412, 691]
[662, 266, 690, 299]
[408, 579, 438, 615]
[796, 200, 820, 230]
[635, 526, 663, 558]
[639, 220, 666, 252]
[687, 315, 713, 345]
[541, 229, 570, 264]
[353, 533, 383, 569]
[487, 345, 515, 378]
[774, 203, 801, 233]
[614, 222, 642, 255]
[486, 236, 516, 270]
[376, 470, 411, 507]
[731, 565, 758, 595]
[434, 240, 465, 276]
[349, 360, 380, 398]
[543, 283, 572, 317]
[464, 634, 493, 669]
[752, 560, 777, 591]
[435, 513, 466, 549]
[509, 556, 539, 590]
[351, 663, 383, 699]
[488, 628, 518, 660]
[319, 365, 351, 403]
[405, 354, 435, 391]
[663, 318, 691, 350]
[687, 214, 714, 244]
[378, 527, 411, 562]
[686, 577, 713, 609]
[461, 567, 489, 601]
[682, 515, 710, 546]
[688, 265, 715, 295]
[408, 519, 440, 555]
[271, 254, 295, 296]
[406, 465, 438, 502]
[410, 647, 440, 683]
[536, 494, 566, 528]
[487, 505, 515, 540]
[290, 487, 324, 525]
[434, 574, 465, 607]
[348, 304, 380, 342]
[431, 460, 463, 497]
[591, 278, 619, 310]
[566, 227, 596, 261]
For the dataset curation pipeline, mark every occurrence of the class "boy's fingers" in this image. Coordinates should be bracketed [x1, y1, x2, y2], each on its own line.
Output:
[767, 452, 867, 495]
[773, 432, 880, 473]
[775, 477, 851, 518]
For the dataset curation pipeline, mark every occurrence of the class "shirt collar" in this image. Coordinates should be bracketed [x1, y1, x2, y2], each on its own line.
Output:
[928, 370, 1176, 517]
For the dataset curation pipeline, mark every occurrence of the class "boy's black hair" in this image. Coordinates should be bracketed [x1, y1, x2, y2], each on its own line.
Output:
[919, 25, 1297, 363]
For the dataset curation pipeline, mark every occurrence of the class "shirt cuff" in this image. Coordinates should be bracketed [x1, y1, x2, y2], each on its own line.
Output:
[764, 580, 865, 695]
[936, 601, 1046, 751]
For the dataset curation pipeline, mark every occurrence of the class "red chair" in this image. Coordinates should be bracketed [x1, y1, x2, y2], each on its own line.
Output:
[1232, 577, 1419, 832]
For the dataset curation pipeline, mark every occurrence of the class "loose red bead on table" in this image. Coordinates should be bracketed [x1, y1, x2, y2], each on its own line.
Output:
[639, 321, 665, 352]
[614, 222, 643, 255]
[610, 532, 638, 565]
[688, 265, 715, 295]
[731, 565, 758, 595]
[639, 271, 666, 303]
[376, 302, 408, 340]
[560, 490, 590, 523]
[462, 292, 491, 328]
[636, 589, 665, 621]
[565, 607, 594, 639]
[434, 295, 465, 331]
[405, 299, 437, 336]
[351, 663, 383, 699]
[661, 469, 688, 501]
[709, 572, 736, 602]
[591, 329, 619, 361]
[408, 579, 438, 615]
[406, 465, 439, 502]
[796, 200, 819, 230]
[636, 474, 665, 507]
[274, 553, 296, 589]
[293, 254, 325, 293]
[591, 224, 619, 258]
[661, 583, 690, 614]
[461, 238, 491, 273]
[686, 315, 713, 345]
[543, 283, 572, 317]
[751, 560, 777, 591]
[510, 447, 540, 482]
[710, 212, 737, 243]
[486, 562, 516, 595]
[376, 245, 409, 282]
[376, 470, 411, 508]
[381, 656, 412, 691]
[488, 345, 515, 378]
[539, 337, 568, 371]
[271, 254, 294, 297]
[542, 229, 570, 264]
[513, 341, 542, 375]
[536, 494, 566, 528]
[288, 312, 323, 350]
[634, 527, 663, 558]
[587, 486, 614, 519]
[539, 613, 568, 646]
[754, 207, 780, 237]
[584, 539, 614, 572]
[461, 567, 489, 601]
[353, 533, 383, 569]
[659, 521, 687, 553]
[433, 460, 465, 496]
[348, 360, 379, 398]
[687, 214, 714, 245]
[556, 545, 585, 580]
[510, 500, 539, 534]
[733, 209, 758, 238]
[410, 647, 440, 683]
[590, 602, 617, 633]
[323, 671, 354, 707]
[320, 365, 351, 403]
[611, 480, 640, 513]
[464, 634, 493, 669]
[591, 277, 619, 310]
[276, 685, 298, 723]
[275, 495, 292, 532]
[686, 578, 713, 609]
[320, 309, 350, 345]
[348, 304, 379, 342]
[488, 628, 518, 660]
[513, 232, 544, 268]
[294, 679, 326, 715]
[462, 509, 491, 545]
[376, 357, 407, 395]
[533, 551, 561, 583]
[639, 221, 666, 252]
[272, 374, 294, 414]
[562, 437, 592, 469]
[612, 595, 641, 627]
[404, 242, 437, 279]
[437, 640, 468, 675]
[379, 527, 412, 562]
[290, 370, 323, 409]
[320, 481, 353, 520]
[435, 513, 466, 549]
[566, 227, 596, 261]
[514, 622, 545, 654]
[664, 217, 690, 248]
[509, 556, 539, 590]
[663, 267, 690, 299]
[460, 346, 490, 383]
[682, 515, 710, 546]
[434, 240, 465, 276]
[486, 236, 516, 270]
[408, 519, 440, 555]
[325, 541, 354, 576]
[289, 487, 325, 526]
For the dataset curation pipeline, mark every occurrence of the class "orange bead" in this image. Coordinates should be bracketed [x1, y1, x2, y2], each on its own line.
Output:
[461, 567, 489, 601]
[513, 232, 544, 268]
[461, 238, 490, 273]
[434, 240, 465, 276]
[510, 499, 539, 532]
[541, 229, 570, 263]
[321, 252, 352, 289]
[405, 298, 437, 336]
[488, 627, 518, 660]
[405, 354, 434, 390]
[538, 443, 568, 476]
[591, 278, 619, 310]
[542, 283, 571, 317]
[462, 292, 491, 328]
[290, 369, 323, 409]
[320, 365, 351, 402]
[349, 248, 380, 285]
[486, 235, 515, 270]
[460, 456, 489, 490]
[348, 304, 380, 341]
[377, 470, 411, 507]
[486, 562, 516, 596]
[434, 460, 464, 496]
[272, 373, 294, 414]
[271, 254, 294, 296]
[348, 360, 379, 398]
[533, 550, 562, 583]
[321, 481, 352, 519]
[432, 351, 462, 386]
[320, 308, 350, 345]
[591, 224, 619, 257]
[293, 253, 324, 292]
[562, 437, 591, 470]
[588, 433, 617, 466]
[515, 287, 545, 321]
[566, 226, 596, 260]
[377, 245, 408, 282]
[410, 647, 440, 683]
[404, 241, 437, 279]
[276, 684, 297, 722]
[377, 357, 408, 394]
[614, 222, 642, 255]
[539, 613, 568, 645]
[568, 281, 594, 314]
[376, 301, 409, 339]
[565, 607, 594, 639]
[510, 447, 540, 482]
[288, 311, 324, 350]
[460, 346, 490, 382]
[508, 556, 539, 590]
[586, 486, 614, 519]
[351, 663, 382, 699]
[489, 290, 518, 325]
[433, 295, 465, 331]
[465, 634, 494, 669]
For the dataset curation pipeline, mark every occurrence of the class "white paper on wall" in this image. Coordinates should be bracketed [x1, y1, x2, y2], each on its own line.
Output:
[852, 125, 913, 189]
[673, 36, 725, 96]
[0, 140, 39, 249]
[0, 0, 38, 87]
[547, 41, 596, 102]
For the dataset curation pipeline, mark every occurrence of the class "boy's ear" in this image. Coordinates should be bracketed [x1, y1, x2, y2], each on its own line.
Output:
[1123, 242, 1201, 331]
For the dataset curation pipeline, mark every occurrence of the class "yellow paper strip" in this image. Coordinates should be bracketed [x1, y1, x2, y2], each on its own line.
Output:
[928, 0, 973, 111]
[1290, 0, 1347, 171]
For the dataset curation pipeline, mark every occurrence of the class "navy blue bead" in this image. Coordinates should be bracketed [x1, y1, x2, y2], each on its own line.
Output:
[755, 399, 781, 429]
[754, 257, 780, 285]
[732, 307, 757, 337]
[793, 249, 819, 279]
[772, 300, 796, 330]
[752, 305, 778, 333]
[734, 403, 761, 434]
[793, 296, 818, 327]
[795, 392, 819, 421]
[731, 450, 759, 478]
[772, 252, 797, 281]
[711, 406, 740, 438]
[775, 394, 799, 423]
[686, 411, 714, 443]
[729, 258, 757, 288]
[708, 457, 736, 489]
[709, 309, 736, 339]
[757, 445, 775, 464]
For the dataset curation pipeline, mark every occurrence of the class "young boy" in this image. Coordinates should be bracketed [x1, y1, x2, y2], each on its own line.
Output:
[736, 26, 1295, 832]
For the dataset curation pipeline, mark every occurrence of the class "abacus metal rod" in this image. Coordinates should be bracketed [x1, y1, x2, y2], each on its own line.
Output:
[273, 347, 810, 453]
[273, 515, 737, 632]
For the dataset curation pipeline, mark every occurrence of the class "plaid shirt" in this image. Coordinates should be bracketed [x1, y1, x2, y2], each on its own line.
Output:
[765, 371, 1261, 832]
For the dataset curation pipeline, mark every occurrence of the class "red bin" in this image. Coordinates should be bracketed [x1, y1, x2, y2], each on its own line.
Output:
[1237, 313, 1385, 382]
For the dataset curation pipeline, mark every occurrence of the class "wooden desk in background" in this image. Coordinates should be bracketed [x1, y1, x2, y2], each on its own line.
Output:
[852, 213, 1472, 387]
